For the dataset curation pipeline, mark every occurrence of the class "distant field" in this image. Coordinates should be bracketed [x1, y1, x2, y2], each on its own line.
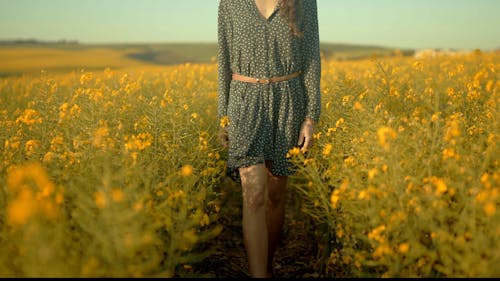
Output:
[0, 47, 150, 75]
[0, 42, 412, 76]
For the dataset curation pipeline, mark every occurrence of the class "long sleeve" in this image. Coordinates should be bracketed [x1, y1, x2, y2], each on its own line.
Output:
[217, 0, 232, 120]
[301, 0, 321, 123]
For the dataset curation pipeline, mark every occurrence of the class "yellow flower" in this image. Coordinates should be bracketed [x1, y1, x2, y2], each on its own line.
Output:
[7, 189, 35, 226]
[358, 190, 369, 200]
[431, 112, 440, 122]
[303, 158, 314, 166]
[344, 156, 355, 167]
[431, 177, 448, 195]
[442, 148, 459, 161]
[484, 202, 496, 216]
[133, 201, 143, 212]
[7, 163, 54, 195]
[43, 151, 56, 163]
[93, 126, 109, 148]
[200, 213, 210, 227]
[446, 87, 458, 98]
[413, 61, 423, 71]
[70, 104, 81, 116]
[125, 132, 153, 151]
[398, 243, 410, 254]
[16, 109, 43, 125]
[481, 173, 492, 189]
[368, 225, 386, 242]
[330, 191, 340, 208]
[219, 116, 230, 128]
[168, 190, 185, 200]
[368, 168, 378, 180]
[80, 72, 93, 85]
[286, 147, 301, 158]
[59, 102, 69, 120]
[111, 188, 125, 203]
[94, 191, 107, 209]
[354, 101, 364, 111]
[326, 127, 337, 136]
[55, 193, 64, 205]
[373, 244, 391, 258]
[25, 140, 40, 157]
[377, 126, 397, 150]
[444, 119, 461, 143]
[322, 143, 333, 156]
[335, 118, 345, 128]
[336, 228, 344, 238]
[181, 165, 194, 177]
[50, 136, 65, 152]
[342, 95, 352, 106]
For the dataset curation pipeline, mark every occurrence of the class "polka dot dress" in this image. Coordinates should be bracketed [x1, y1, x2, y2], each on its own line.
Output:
[217, 0, 321, 181]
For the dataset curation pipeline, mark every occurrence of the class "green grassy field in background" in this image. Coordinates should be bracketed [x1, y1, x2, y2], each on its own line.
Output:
[0, 42, 412, 76]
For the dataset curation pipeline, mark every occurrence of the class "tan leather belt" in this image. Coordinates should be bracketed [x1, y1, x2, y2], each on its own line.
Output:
[232, 71, 301, 84]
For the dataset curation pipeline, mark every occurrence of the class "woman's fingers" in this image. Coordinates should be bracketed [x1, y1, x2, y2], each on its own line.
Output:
[298, 121, 314, 153]
[301, 134, 313, 153]
[297, 131, 305, 147]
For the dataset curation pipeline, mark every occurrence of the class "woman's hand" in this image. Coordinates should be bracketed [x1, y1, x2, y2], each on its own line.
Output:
[297, 118, 315, 153]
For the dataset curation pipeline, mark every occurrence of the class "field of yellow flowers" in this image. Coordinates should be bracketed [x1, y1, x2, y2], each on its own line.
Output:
[0, 51, 498, 277]
[289, 51, 499, 277]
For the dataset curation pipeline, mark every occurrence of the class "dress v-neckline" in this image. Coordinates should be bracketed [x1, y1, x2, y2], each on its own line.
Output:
[251, 0, 281, 21]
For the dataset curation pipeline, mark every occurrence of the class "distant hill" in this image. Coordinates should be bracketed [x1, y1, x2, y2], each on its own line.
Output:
[0, 40, 414, 63]
[0, 39, 80, 45]
[121, 42, 414, 64]
[0, 40, 414, 75]
[320, 43, 414, 60]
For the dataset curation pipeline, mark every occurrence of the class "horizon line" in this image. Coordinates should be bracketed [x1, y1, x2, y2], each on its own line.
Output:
[0, 38, 495, 51]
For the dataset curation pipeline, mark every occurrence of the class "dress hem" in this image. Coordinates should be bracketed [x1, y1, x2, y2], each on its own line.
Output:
[226, 157, 295, 183]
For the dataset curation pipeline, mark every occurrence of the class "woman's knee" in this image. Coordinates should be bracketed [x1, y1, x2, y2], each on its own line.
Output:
[243, 187, 267, 212]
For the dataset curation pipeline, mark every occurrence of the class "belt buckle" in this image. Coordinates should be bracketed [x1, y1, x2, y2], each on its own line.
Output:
[256, 78, 271, 84]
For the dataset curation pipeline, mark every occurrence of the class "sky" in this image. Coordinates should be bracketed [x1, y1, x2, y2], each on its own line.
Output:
[0, 0, 499, 50]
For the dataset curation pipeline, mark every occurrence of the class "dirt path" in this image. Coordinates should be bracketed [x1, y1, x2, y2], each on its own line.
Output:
[191, 177, 324, 278]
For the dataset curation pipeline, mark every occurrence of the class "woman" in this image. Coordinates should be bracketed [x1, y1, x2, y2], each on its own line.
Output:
[217, 0, 321, 277]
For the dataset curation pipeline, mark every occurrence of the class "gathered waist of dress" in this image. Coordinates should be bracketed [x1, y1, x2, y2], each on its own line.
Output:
[232, 71, 301, 85]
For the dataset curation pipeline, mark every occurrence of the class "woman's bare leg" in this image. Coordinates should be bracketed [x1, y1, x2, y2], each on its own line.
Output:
[266, 170, 288, 275]
[240, 164, 269, 278]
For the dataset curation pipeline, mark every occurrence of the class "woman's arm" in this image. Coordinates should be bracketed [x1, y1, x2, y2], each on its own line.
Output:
[217, 0, 232, 121]
[301, 0, 321, 123]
